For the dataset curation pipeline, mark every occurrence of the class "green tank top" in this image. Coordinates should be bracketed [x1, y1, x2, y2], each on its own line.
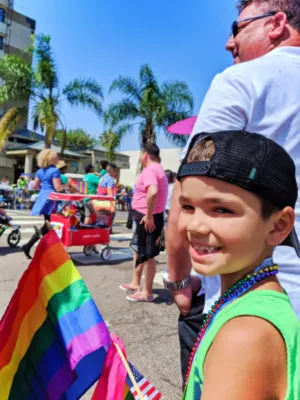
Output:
[183, 290, 300, 400]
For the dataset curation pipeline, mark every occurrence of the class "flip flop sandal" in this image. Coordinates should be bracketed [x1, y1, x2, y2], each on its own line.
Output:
[119, 283, 140, 292]
[126, 292, 154, 302]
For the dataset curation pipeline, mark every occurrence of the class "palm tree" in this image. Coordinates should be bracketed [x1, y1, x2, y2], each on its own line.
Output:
[107, 64, 194, 148]
[100, 114, 132, 161]
[0, 34, 103, 148]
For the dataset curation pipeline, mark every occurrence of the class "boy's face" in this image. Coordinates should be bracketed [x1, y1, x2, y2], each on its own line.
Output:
[178, 176, 275, 277]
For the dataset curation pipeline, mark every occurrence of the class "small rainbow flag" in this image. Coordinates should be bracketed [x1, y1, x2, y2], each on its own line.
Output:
[0, 230, 111, 399]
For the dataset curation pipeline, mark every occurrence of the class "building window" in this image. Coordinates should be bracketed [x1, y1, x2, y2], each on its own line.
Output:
[0, 8, 5, 23]
[0, 36, 3, 50]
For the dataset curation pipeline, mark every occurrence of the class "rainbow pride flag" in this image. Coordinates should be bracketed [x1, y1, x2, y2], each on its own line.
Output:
[0, 230, 111, 399]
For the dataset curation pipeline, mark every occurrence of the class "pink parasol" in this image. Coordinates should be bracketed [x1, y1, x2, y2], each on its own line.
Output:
[167, 116, 197, 135]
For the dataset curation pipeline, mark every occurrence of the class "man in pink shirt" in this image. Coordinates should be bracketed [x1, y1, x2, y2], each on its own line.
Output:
[120, 143, 168, 302]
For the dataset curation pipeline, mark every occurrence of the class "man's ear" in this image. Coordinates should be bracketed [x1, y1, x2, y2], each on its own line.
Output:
[267, 206, 295, 246]
[268, 12, 288, 40]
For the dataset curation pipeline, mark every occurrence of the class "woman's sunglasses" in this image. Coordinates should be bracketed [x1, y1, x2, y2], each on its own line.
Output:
[231, 11, 277, 37]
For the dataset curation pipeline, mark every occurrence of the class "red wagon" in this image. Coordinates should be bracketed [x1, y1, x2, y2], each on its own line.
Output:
[49, 192, 115, 260]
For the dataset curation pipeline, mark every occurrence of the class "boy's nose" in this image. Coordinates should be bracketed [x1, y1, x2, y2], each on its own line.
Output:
[187, 215, 211, 236]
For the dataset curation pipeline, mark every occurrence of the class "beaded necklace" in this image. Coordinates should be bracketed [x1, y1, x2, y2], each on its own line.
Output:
[185, 257, 279, 385]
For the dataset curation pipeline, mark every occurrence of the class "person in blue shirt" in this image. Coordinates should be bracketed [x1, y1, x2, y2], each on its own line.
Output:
[22, 149, 67, 259]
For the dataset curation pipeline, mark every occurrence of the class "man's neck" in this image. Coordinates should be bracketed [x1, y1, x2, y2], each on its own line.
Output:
[145, 159, 159, 168]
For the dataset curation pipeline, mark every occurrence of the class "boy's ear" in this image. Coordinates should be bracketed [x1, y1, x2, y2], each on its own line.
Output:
[267, 207, 295, 246]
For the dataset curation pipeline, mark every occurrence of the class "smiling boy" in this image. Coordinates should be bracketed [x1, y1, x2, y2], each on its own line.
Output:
[178, 131, 300, 399]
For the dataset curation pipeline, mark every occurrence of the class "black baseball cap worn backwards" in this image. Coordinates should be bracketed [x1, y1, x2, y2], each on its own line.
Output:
[177, 130, 300, 257]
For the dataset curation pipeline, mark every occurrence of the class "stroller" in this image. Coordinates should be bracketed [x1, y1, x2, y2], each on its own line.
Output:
[0, 184, 14, 209]
[0, 210, 21, 247]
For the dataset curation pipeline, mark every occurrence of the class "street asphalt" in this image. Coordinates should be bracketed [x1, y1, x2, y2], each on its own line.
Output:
[0, 210, 183, 399]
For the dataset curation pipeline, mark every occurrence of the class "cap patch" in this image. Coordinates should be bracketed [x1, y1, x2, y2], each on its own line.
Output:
[249, 168, 257, 180]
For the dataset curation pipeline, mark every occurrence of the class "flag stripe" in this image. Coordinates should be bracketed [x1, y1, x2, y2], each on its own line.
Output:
[0, 301, 48, 397]
[29, 339, 69, 393]
[56, 298, 104, 346]
[141, 383, 152, 396]
[149, 392, 162, 400]
[65, 322, 111, 370]
[0, 259, 79, 369]
[132, 378, 148, 396]
[0, 237, 67, 351]
[46, 363, 75, 400]
[49, 278, 91, 322]
[124, 384, 135, 400]
[9, 319, 59, 400]
[145, 386, 156, 397]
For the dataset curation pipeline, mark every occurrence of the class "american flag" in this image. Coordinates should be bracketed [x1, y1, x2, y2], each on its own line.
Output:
[126, 362, 162, 400]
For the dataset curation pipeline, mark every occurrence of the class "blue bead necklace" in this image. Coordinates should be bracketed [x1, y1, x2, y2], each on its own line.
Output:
[185, 257, 279, 384]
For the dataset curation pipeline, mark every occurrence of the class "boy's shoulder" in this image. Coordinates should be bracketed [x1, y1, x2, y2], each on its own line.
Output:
[202, 315, 287, 398]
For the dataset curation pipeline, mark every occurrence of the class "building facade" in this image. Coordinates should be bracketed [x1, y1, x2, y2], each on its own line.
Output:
[0, 0, 35, 123]
[1, 130, 130, 182]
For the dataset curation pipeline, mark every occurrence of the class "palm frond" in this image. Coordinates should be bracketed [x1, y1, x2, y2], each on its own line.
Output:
[100, 123, 133, 161]
[0, 107, 27, 149]
[0, 55, 32, 104]
[106, 101, 140, 126]
[164, 130, 189, 146]
[64, 78, 104, 98]
[33, 98, 59, 147]
[34, 34, 58, 90]
[161, 81, 194, 111]
[139, 64, 158, 90]
[109, 76, 141, 103]
[63, 78, 103, 117]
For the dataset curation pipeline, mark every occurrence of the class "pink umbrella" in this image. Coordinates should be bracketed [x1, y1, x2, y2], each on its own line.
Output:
[167, 116, 197, 135]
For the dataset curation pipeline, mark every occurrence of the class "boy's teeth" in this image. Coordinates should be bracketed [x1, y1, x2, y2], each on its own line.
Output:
[195, 246, 218, 253]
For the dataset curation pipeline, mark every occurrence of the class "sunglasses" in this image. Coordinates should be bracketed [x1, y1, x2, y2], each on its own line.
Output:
[231, 11, 277, 37]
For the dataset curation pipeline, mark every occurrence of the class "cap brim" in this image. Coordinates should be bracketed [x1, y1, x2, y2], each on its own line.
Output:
[281, 227, 300, 258]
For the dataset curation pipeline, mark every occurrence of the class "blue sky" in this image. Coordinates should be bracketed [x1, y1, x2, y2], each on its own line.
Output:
[15, 0, 238, 150]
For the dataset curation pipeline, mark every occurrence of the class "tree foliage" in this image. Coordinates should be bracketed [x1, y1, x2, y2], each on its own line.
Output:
[0, 34, 103, 148]
[100, 114, 132, 161]
[56, 128, 95, 150]
[107, 64, 194, 147]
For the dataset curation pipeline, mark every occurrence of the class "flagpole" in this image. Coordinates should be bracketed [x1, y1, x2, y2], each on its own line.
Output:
[113, 342, 145, 400]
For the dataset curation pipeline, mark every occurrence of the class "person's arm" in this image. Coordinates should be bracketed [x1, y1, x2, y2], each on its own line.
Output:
[201, 316, 286, 399]
[105, 176, 116, 211]
[141, 184, 158, 233]
[53, 178, 66, 192]
[166, 181, 193, 314]
[33, 178, 41, 190]
[167, 70, 251, 314]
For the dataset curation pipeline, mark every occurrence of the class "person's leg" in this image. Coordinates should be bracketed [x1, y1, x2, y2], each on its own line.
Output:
[126, 256, 156, 301]
[22, 215, 52, 259]
[143, 257, 156, 297]
[120, 252, 143, 291]
[131, 253, 144, 287]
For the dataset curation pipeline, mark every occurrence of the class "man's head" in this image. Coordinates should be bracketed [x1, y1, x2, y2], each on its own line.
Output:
[140, 143, 161, 167]
[177, 131, 299, 276]
[226, 0, 300, 64]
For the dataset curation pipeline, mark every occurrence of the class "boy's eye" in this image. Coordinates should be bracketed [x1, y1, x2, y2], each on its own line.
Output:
[214, 207, 234, 214]
[182, 204, 194, 211]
